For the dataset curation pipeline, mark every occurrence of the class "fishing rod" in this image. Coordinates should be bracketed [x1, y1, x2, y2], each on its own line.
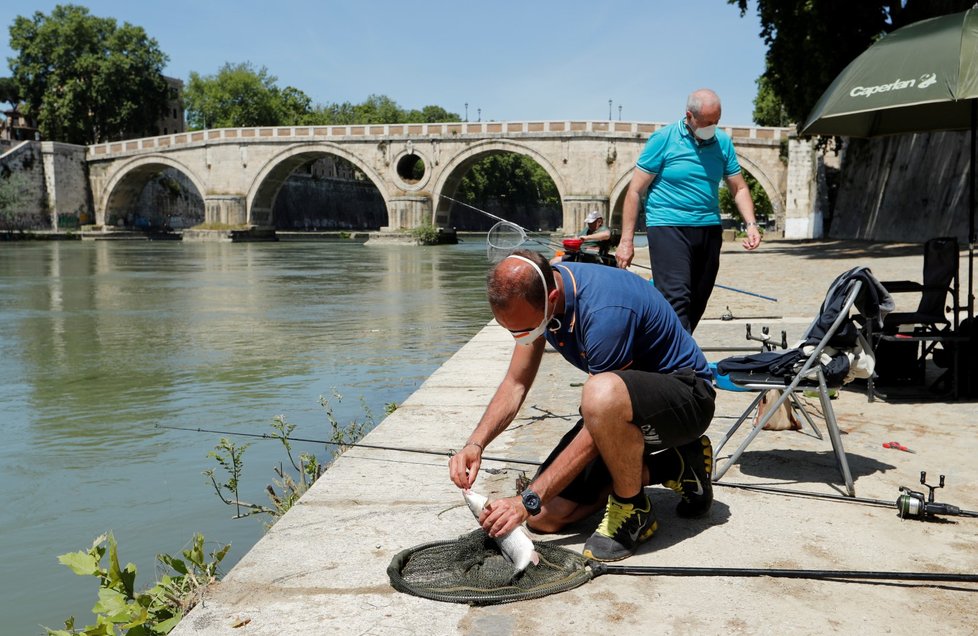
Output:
[440, 195, 778, 302]
[716, 480, 978, 519]
[154, 424, 542, 467]
[591, 562, 978, 584]
[440, 195, 565, 251]
[163, 421, 978, 520]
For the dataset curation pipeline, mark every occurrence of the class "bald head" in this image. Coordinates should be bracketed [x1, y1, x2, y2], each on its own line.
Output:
[487, 250, 554, 311]
[686, 89, 721, 118]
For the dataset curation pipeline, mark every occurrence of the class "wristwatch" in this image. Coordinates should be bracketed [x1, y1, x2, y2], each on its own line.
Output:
[521, 488, 542, 516]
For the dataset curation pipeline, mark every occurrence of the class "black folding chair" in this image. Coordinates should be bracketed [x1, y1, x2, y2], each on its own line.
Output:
[712, 268, 891, 496]
[872, 237, 962, 399]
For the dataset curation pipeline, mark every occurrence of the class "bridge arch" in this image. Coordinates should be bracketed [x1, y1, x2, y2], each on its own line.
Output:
[431, 140, 568, 227]
[98, 155, 207, 227]
[735, 152, 785, 220]
[246, 143, 392, 227]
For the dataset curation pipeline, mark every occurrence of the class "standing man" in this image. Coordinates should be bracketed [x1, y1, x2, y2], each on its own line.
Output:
[448, 250, 716, 562]
[616, 88, 761, 332]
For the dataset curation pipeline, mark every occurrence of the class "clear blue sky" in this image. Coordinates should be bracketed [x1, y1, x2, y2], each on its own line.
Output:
[0, 1, 767, 126]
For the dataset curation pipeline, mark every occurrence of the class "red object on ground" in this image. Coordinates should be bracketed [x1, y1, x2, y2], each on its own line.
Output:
[883, 441, 916, 453]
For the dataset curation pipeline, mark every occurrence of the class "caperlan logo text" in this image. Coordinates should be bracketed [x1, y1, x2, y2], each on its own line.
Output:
[850, 73, 937, 97]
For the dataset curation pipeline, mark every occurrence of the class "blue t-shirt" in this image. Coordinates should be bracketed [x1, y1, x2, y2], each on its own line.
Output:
[545, 262, 711, 380]
[636, 119, 742, 227]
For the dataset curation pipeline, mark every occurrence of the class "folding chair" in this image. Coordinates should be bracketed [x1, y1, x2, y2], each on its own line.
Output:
[871, 237, 962, 399]
[712, 268, 892, 497]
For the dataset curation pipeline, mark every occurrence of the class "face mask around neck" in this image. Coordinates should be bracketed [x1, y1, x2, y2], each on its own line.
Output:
[506, 255, 553, 346]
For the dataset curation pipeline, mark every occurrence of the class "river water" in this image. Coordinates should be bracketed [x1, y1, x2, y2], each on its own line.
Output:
[0, 239, 495, 634]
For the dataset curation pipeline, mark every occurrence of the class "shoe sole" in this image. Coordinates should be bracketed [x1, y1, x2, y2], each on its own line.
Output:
[582, 521, 658, 562]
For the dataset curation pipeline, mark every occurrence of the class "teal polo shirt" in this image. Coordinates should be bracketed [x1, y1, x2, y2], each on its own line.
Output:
[636, 119, 742, 227]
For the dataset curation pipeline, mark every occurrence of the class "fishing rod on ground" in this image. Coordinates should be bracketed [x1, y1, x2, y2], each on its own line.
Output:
[154, 423, 542, 467]
[159, 424, 978, 521]
[590, 562, 978, 584]
[716, 479, 978, 520]
[440, 195, 779, 303]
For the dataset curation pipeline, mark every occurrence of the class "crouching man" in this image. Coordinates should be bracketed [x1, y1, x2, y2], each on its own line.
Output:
[449, 249, 716, 561]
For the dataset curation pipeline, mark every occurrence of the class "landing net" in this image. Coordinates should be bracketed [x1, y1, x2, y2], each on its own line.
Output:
[387, 529, 593, 605]
[486, 221, 529, 262]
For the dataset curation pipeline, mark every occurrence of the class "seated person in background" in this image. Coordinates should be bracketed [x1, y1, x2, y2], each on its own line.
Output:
[551, 210, 617, 265]
[578, 210, 613, 255]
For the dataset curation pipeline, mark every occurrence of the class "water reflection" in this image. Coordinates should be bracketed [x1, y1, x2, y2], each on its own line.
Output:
[0, 239, 492, 634]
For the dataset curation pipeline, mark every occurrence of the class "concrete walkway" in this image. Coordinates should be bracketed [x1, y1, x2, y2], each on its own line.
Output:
[172, 240, 978, 635]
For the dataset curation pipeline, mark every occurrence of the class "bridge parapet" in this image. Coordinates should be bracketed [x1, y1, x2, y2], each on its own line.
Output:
[88, 121, 793, 160]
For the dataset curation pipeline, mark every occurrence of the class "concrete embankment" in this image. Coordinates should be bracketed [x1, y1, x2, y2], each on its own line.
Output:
[171, 240, 978, 636]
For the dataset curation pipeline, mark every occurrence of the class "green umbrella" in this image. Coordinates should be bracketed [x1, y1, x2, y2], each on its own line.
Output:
[802, 7, 978, 318]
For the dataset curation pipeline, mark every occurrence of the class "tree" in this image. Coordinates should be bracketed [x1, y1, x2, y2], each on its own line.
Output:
[7, 4, 169, 144]
[730, 0, 975, 127]
[751, 73, 789, 127]
[184, 62, 294, 129]
[0, 76, 20, 107]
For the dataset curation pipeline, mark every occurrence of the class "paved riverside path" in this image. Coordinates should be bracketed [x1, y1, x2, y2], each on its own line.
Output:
[172, 240, 978, 635]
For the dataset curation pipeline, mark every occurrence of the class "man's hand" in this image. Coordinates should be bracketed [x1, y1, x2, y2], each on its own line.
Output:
[742, 225, 761, 251]
[449, 443, 482, 489]
[480, 495, 529, 538]
[616, 241, 635, 268]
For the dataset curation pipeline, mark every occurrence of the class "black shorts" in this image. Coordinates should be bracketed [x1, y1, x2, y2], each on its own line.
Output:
[534, 368, 715, 505]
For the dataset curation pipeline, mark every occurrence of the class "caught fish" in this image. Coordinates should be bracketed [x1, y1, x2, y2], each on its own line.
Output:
[463, 489, 541, 572]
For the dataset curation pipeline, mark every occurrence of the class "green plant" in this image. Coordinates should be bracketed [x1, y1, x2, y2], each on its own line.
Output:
[410, 221, 440, 245]
[47, 532, 229, 636]
[205, 389, 375, 523]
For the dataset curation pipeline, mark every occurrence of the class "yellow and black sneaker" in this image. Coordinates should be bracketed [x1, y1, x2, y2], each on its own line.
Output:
[664, 435, 714, 518]
[582, 493, 657, 562]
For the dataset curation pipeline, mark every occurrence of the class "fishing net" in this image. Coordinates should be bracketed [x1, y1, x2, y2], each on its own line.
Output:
[486, 220, 529, 262]
[388, 528, 594, 605]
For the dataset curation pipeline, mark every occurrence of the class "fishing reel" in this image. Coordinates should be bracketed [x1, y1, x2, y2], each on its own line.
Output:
[745, 323, 788, 351]
[896, 471, 962, 520]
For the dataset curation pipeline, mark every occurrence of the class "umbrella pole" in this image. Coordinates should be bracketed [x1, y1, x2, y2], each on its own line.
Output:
[970, 101, 976, 321]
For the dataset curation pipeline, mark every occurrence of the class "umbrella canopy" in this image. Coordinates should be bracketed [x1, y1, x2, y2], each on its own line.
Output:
[802, 8, 978, 137]
[802, 7, 978, 320]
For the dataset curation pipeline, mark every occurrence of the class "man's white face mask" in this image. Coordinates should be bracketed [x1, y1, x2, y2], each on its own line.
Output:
[693, 124, 717, 141]
[506, 255, 553, 346]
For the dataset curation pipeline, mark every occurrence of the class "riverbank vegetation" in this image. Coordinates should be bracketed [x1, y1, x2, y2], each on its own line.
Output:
[49, 391, 379, 634]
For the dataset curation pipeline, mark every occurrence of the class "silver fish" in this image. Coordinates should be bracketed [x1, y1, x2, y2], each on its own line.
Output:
[463, 488, 541, 572]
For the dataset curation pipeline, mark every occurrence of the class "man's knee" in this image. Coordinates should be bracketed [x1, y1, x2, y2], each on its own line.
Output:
[580, 373, 629, 422]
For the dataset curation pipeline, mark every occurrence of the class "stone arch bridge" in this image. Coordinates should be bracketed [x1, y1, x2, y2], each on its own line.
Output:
[86, 120, 821, 238]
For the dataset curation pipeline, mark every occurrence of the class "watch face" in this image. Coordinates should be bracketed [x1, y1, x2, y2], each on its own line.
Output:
[523, 490, 541, 514]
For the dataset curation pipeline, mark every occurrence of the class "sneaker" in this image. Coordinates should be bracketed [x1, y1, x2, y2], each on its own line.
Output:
[582, 493, 657, 562]
[664, 435, 714, 518]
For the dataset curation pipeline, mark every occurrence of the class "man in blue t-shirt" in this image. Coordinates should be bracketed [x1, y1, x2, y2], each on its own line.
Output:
[616, 88, 762, 332]
[449, 250, 716, 562]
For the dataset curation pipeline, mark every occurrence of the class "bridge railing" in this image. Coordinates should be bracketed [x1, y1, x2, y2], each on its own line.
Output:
[88, 121, 794, 158]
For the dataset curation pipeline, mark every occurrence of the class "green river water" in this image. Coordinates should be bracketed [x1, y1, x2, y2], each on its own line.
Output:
[0, 239, 495, 634]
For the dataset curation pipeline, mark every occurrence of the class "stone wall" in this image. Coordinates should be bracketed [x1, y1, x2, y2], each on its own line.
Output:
[830, 131, 971, 242]
[40, 142, 91, 229]
[0, 141, 93, 230]
[0, 141, 48, 229]
[273, 175, 387, 230]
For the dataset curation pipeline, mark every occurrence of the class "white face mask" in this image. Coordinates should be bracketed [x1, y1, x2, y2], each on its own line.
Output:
[693, 124, 717, 141]
[505, 255, 553, 346]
